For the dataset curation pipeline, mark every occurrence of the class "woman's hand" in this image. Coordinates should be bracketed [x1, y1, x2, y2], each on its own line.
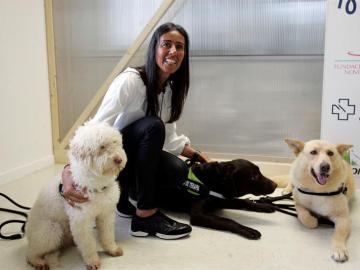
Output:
[195, 151, 211, 163]
[61, 165, 88, 206]
[182, 144, 211, 163]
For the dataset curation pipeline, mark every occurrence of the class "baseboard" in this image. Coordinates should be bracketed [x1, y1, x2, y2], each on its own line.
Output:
[0, 155, 55, 186]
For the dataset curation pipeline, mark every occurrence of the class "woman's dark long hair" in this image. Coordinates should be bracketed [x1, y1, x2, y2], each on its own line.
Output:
[137, 22, 190, 123]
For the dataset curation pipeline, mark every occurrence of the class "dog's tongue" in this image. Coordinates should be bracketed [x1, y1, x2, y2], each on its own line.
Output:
[316, 174, 327, 185]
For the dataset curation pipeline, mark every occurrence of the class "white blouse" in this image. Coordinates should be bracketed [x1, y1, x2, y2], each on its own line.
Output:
[91, 67, 190, 156]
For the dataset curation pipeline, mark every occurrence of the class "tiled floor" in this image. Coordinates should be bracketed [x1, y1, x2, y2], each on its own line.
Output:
[0, 164, 359, 270]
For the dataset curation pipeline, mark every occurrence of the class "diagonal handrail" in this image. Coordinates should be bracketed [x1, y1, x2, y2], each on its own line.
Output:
[59, 0, 175, 150]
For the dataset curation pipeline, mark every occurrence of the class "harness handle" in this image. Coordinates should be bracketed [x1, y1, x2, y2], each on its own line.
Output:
[185, 151, 201, 168]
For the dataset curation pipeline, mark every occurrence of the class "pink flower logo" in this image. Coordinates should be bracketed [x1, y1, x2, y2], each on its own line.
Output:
[347, 51, 360, 57]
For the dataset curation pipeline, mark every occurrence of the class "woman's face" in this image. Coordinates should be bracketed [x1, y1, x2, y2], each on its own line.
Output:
[156, 30, 186, 81]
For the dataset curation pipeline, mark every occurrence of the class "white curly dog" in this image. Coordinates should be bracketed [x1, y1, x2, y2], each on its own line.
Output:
[25, 121, 127, 270]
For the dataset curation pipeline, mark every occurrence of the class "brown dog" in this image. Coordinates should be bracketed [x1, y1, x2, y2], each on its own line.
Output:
[154, 159, 277, 239]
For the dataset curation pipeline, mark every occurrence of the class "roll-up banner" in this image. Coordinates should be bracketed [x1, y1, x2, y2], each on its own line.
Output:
[321, 0, 360, 183]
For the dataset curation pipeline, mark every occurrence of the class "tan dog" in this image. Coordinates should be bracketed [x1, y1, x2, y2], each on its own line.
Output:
[283, 139, 354, 263]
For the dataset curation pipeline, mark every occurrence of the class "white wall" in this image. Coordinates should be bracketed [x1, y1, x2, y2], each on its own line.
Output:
[0, 0, 53, 185]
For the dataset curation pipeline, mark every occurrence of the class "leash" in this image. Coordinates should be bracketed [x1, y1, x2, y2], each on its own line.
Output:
[251, 193, 334, 226]
[0, 193, 30, 240]
[256, 193, 298, 217]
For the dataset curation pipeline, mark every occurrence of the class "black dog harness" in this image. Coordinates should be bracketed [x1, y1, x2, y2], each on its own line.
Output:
[182, 154, 228, 199]
[297, 183, 347, 196]
[181, 167, 225, 199]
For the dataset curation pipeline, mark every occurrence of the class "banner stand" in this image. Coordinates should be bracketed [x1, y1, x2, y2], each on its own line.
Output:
[321, 0, 360, 185]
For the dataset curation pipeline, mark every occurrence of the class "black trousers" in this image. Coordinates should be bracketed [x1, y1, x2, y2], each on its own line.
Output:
[117, 116, 188, 210]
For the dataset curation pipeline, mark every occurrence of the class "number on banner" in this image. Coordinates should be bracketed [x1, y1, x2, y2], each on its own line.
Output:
[338, 0, 357, 15]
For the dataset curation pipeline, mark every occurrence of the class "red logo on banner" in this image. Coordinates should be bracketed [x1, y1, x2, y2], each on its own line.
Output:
[347, 51, 360, 57]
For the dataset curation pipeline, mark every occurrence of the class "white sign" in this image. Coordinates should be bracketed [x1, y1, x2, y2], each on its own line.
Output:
[321, 0, 360, 182]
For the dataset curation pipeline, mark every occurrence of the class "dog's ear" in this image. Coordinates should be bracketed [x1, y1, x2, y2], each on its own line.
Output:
[69, 142, 88, 161]
[336, 144, 353, 156]
[192, 161, 222, 182]
[201, 161, 222, 176]
[284, 138, 304, 156]
[68, 130, 92, 162]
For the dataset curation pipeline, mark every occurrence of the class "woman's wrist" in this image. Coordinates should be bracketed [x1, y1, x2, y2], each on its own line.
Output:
[61, 164, 88, 203]
[195, 151, 210, 163]
[182, 144, 209, 163]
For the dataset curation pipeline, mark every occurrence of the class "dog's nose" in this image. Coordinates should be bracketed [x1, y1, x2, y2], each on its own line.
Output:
[114, 157, 122, 165]
[320, 162, 330, 173]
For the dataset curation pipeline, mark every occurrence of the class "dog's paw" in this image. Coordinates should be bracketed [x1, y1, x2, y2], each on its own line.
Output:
[34, 264, 50, 270]
[27, 258, 49, 270]
[331, 246, 349, 262]
[302, 218, 318, 229]
[86, 260, 101, 270]
[106, 245, 123, 257]
[85, 256, 101, 270]
[298, 212, 318, 229]
[238, 227, 262, 240]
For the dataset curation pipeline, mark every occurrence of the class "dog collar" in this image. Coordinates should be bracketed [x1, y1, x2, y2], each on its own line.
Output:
[181, 168, 225, 199]
[58, 183, 108, 197]
[86, 185, 109, 193]
[297, 183, 347, 196]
